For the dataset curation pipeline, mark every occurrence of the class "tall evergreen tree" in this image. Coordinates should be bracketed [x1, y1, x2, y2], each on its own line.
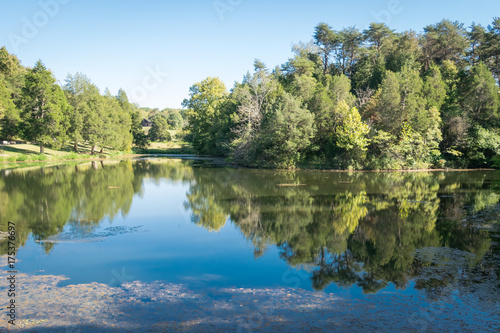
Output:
[0, 78, 19, 139]
[461, 62, 499, 128]
[421, 20, 469, 69]
[314, 23, 338, 75]
[18, 61, 70, 153]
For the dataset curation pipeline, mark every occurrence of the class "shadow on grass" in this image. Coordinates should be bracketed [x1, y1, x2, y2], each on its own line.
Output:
[0, 145, 40, 155]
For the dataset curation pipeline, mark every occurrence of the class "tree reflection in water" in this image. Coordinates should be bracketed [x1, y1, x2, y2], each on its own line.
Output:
[1, 160, 498, 296]
[185, 168, 499, 294]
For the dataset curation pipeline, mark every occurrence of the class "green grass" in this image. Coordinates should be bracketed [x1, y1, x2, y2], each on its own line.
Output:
[134, 141, 195, 154]
[0, 142, 129, 163]
[63, 153, 80, 160]
[0, 141, 196, 163]
[28, 154, 48, 161]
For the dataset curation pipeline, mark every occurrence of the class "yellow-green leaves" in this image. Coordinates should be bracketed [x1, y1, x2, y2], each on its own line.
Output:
[335, 104, 370, 152]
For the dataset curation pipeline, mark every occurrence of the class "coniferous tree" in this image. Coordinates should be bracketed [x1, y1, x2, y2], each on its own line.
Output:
[19, 61, 70, 153]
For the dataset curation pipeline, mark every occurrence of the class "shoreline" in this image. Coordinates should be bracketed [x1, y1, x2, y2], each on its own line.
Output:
[0, 153, 497, 173]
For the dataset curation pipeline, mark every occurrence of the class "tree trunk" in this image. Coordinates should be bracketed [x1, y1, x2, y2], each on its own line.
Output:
[91, 145, 95, 155]
[39, 143, 44, 154]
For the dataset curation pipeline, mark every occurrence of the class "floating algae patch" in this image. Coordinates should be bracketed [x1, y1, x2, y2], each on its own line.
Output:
[35, 225, 143, 244]
[1, 270, 498, 332]
[413, 247, 478, 269]
[413, 247, 500, 307]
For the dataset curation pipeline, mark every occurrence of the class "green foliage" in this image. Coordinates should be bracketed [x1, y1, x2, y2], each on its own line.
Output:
[0, 78, 20, 139]
[182, 77, 228, 154]
[64, 73, 132, 153]
[1, 16, 500, 170]
[465, 125, 500, 167]
[148, 115, 172, 142]
[385, 31, 421, 72]
[166, 110, 184, 129]
[256, 92, 315, 168]
[179, 17, 499, 170]
[352, 55, 385, 91]
[374, 71, 402, 134]
[423, 64, 447, 110]
[363, 22, 394, 55]
[28, 154, 48, 161]
[18, 61, 70, 153]
[63, 153, 80, 160]
[314, 22, 337, 74]
[421, 20, 469, 68]
[461, 62, 499, 128]
[335, 104, 370, 152]
[16, 154, 28, 162]
[229, 68, 278, 163]
[130, 111, 149, 149]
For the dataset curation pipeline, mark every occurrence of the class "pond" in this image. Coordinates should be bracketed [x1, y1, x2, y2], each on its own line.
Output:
[0, 158, 499, 332]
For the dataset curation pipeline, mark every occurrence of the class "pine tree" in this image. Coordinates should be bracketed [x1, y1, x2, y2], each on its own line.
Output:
[18, 61, 69, 153]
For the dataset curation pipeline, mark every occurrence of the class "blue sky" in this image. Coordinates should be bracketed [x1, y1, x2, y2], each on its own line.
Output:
[0, 0, 499, 109]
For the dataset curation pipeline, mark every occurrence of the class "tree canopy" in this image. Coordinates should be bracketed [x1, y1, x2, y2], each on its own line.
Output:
[181, 17, 500, 169]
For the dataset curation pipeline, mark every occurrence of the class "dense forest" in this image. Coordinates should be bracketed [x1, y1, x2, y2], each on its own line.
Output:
[183, 18, 500, 169]
[1, 18, 500, 169]
[0, 50, 184, 153]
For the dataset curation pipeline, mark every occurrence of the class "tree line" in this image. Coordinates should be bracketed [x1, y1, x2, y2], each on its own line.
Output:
[0, 48, 185, 154]
[183, 18, 500, 169]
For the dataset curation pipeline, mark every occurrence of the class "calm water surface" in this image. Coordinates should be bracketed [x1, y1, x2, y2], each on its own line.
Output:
[1, 158, 499, 331]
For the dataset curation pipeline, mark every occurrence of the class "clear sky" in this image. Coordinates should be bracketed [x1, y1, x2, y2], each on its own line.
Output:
[1, 0, 499, 109]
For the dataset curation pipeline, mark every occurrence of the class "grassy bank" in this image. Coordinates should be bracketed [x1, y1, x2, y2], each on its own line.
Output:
[0, 141, 195, 164]
[0, 142, 123, 163]
[132, 141, 196, 155]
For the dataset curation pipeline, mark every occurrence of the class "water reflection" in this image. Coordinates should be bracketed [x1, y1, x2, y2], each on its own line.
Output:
[184, 168, 499, 294]
[0, 159, 192, 253]
[0, 159, 499, 296]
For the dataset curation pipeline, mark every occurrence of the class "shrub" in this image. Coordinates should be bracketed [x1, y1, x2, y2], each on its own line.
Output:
[29, 154, 48, 161]
[63, 153, 80, 160]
